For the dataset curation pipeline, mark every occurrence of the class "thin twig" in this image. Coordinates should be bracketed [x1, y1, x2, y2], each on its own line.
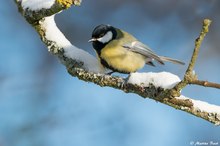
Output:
[190, 80, 220, 89]
[187, 19, 212, 73]
[171, 19, 212, 96]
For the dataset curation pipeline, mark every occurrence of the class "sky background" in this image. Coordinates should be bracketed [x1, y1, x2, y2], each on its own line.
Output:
[0, 0, 220, 146]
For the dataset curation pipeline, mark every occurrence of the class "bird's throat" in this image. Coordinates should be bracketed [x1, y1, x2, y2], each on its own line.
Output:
[92, 42, 107, 56]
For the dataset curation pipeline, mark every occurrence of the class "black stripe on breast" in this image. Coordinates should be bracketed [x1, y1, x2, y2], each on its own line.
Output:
[92, 42, 106, 56]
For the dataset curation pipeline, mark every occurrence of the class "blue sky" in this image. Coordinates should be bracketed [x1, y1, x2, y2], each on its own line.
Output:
[0, 1, 220, 146]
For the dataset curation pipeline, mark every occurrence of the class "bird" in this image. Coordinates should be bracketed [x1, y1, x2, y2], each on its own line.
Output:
[89, 24, 184, 74]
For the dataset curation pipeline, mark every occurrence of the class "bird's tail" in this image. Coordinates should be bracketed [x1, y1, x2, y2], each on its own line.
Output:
[159, 56, 185, 65]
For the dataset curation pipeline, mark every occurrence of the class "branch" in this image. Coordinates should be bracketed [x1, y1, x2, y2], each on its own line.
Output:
[15, 0, 220, 125]
[16, 0, 81, 24]
[171, 19, 220, 93]
[188, 19, 211, 72]
[190, 80, 220, 89]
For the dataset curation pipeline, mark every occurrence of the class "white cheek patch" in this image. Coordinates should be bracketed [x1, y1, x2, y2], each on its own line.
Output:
[97, 31, 113, 43]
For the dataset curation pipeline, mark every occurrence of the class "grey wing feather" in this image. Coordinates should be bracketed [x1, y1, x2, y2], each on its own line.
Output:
[123, 41, 185, 66]
[123, 41, 164, 65]
[159, 56, 185, 65]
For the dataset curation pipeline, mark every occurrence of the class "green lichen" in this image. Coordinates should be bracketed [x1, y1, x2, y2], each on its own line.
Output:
[57, 0, 71, 8]
[53, 0, 82, 10]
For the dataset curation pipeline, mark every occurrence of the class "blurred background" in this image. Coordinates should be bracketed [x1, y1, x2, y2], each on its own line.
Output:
[1, 0, 220, 146]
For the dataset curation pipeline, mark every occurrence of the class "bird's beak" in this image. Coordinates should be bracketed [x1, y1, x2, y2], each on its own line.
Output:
[88, 38, 97, 42]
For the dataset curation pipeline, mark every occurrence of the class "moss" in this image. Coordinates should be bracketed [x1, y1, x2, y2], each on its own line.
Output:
[56, 0, 73, 8]
[34, 22, 45, 39]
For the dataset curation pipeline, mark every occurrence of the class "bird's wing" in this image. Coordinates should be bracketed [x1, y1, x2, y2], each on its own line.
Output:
[123, 41, 164, 65]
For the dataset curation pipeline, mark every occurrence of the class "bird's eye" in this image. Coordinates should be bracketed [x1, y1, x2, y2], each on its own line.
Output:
[99, 33, 105, 37]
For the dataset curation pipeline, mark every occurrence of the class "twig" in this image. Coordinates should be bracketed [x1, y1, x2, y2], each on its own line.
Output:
[171, 19, 213, 96]
[190, 80, 220, 89]
[171, 19, 220, 92]
[187, 19, 212, 72]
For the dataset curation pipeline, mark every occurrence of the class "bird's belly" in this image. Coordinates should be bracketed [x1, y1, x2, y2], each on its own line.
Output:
[101, 49, 146, 73]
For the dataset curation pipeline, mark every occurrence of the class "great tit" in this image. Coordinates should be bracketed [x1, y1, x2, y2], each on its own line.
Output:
[89, 24, 185, 74]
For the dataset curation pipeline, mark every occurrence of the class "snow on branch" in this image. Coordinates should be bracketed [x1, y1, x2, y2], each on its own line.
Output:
[127, 72, 181, 89]
[39, 15, 102, 73]
[16, 0, 81, 24]
[15, 0, 220, 125]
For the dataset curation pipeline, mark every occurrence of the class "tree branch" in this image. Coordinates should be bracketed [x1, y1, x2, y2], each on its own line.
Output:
[16, 0, 81, 24]
[170, 19, 220, 95]
[14, 0, 220, 125]
[189, 80, 220, 89]
[188, 19, 211, 73]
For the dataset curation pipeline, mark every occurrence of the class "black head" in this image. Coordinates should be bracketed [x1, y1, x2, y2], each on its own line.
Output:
[89, 24, 117, 55]
[90, 24, 117, 43]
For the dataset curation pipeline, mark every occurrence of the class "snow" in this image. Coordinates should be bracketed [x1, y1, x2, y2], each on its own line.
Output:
[128, 71, 220, 118]
[64, 46, 104, 73]
[176, 95, 220, 115]
[127, 72, 181, 89]
[40, 15, 103, 73]
[19, 0, 103, 73]
[40, 15, 71, 48]
[21, 0, 56, 11]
